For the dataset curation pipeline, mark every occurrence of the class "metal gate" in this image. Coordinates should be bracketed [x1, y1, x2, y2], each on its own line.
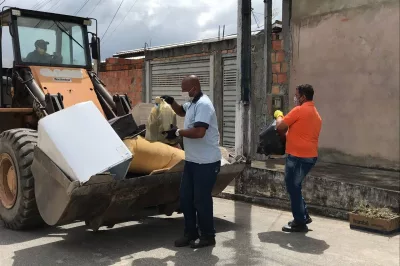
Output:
[148, 57, 212, 105]
[222, 56, 237, 148]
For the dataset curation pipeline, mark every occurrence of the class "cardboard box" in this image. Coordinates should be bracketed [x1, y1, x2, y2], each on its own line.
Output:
[349, 212, 400, 235]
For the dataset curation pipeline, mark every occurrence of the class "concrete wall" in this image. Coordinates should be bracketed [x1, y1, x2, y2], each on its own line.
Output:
[290, 0, 400, 170]
[292, 0, 396, 19]
[231, 163, 400, 220]
[250, 33, 267, 159]
[99, 58, 144, 106]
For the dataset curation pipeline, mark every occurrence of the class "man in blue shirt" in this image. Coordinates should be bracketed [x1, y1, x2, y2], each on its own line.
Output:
[161, 75, 221, 249]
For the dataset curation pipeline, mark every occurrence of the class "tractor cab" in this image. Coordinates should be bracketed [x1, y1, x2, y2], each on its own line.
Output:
[0, 7, 98, 68]
[0, 7, 133, 135]
[0, 7, 100, 110]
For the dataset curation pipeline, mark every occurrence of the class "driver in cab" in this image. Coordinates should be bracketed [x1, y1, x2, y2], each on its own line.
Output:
[25, 39, 62, 64]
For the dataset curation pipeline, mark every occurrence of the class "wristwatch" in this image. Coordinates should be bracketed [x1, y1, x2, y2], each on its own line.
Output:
[175, 129, 180, 137]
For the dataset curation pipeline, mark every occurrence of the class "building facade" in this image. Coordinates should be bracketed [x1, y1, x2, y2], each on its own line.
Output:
[102, 25, 287, 150]
[289, 0, 399, 170]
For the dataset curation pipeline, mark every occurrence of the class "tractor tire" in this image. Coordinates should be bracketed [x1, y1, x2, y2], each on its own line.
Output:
[0, 129, 44, 230]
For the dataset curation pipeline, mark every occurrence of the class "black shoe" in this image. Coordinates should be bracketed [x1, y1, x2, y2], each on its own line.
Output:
[282, 221, 308, 232]
[288, 215, 312, 226]
[190, 236, 216, 249]
[174, 235, 199, 247]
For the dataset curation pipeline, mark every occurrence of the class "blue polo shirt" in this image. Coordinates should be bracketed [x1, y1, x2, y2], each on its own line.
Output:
[182, 93, 221, 164]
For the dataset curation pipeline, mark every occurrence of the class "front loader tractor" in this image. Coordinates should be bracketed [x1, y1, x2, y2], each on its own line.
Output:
[0, 7, 243, 231]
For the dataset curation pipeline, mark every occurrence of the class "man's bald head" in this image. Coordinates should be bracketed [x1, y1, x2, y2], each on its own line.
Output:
[181, 75, 201, 96]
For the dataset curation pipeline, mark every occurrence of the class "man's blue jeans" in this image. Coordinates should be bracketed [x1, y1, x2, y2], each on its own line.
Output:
[285, 154, 317, 224]
[180, 160, 220, 238]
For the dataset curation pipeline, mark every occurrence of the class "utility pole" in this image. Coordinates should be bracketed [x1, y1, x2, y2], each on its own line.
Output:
[264, 0, 272, 110]
[282, 0, 292, 115]
[235, 0, 252, 158]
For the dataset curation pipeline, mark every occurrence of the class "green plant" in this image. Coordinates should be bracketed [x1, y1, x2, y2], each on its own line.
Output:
[353, 202, 399, 220]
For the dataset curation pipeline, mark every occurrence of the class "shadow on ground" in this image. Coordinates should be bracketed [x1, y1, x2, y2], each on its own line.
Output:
[258, 231, 330, 255]
[221, 200, 265, 265]
[130, 247, 219, 266]
[1, 216, 238, 266]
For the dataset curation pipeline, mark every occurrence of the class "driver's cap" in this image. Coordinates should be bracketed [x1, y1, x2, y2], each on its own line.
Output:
[35, 39, 49, 49]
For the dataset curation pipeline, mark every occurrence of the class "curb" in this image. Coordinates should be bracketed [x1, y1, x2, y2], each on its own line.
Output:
[216, 192, 349, 221]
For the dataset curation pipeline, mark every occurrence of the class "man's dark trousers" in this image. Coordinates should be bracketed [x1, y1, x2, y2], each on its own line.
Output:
[285, 154, 317, 224]
[180, 160, 221, 238]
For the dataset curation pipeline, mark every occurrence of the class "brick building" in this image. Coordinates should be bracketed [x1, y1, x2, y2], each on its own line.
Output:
[271, 31, 288, 93]
[99, 58, 144, 106]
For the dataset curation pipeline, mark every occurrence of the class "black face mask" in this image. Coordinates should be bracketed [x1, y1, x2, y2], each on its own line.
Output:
[294, 95, 306, 106]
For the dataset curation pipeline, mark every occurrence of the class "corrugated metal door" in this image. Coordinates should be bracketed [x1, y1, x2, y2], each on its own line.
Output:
[149, 58, 211, 104]
[222, 57, 237, 148]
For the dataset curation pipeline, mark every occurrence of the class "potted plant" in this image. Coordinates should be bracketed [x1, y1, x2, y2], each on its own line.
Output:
[349, 202, 400, 235]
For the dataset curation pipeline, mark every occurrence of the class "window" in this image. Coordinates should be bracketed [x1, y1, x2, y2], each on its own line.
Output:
[16, 16, 88, 67]
[71, 26, 86, 65]
[1, 26, 13, 68]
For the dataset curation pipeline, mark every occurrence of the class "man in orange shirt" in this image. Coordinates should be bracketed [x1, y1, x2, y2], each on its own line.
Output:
[276, 84, 322, 232]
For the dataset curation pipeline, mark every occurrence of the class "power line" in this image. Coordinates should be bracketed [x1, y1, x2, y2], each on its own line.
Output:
[34, 0, 46, 10]
[74, 0, 91, 15]
[253, 8, 280, 21]
[32, 0, 46, 9]
[101, 0, 125, 40]
[252, 10, 261, 28]
[88, 0, 102, 16]
[37, 0, 54, 10]
[252, 10, 263, 28]
[31, 0, 39, 9]
[47, 0, 61, 12]
[50, 0, 63, 12]
[102, 0, 139, 44]
[35, 0, 53, 10]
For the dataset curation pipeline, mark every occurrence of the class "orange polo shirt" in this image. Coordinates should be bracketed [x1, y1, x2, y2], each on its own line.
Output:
[283, 102, 322, 158]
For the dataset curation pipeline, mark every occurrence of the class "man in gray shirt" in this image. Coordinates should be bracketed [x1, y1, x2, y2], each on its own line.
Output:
[161, 75, 221, 249]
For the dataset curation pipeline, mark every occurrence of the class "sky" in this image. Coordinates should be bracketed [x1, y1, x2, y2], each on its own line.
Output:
[1, 0, 282, 64]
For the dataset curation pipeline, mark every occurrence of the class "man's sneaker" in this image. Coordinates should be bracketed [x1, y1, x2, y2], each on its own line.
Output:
[288, 215, 312, 226]
[190, 236, 216, 249]
[174, 235, 198, 247]
[282, 220, 308, 233]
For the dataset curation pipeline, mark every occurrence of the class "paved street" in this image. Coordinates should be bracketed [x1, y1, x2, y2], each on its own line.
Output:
[0, 198, 399, 266]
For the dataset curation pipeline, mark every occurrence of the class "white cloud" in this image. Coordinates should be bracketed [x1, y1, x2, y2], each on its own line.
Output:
[145, 0, 162, 16]
[196, 0, 237, 27]
[1, 0, 282, 63]
[197, 11, 215, 27]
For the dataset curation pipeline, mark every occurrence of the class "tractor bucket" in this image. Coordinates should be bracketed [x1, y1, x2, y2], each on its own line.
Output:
[31, 147, 245, 230]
